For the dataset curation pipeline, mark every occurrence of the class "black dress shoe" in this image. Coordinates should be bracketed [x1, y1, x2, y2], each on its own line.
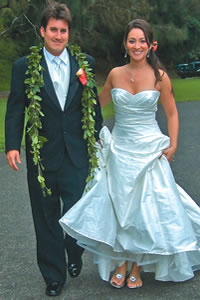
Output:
[46, 282, 64, 297]
[68, 258, 83, 278]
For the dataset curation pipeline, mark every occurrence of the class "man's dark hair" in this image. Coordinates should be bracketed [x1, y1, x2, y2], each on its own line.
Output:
[41, 1, 72, 30]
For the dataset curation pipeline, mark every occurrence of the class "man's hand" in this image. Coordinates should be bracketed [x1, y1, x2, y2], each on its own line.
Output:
[6, 150, 21, 171]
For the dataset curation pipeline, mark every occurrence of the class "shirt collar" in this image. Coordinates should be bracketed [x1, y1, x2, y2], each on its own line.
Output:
[43, 47, 69, 65]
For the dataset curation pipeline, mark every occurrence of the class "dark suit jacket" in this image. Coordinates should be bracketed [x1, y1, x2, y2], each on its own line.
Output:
[5, 49, 103, 172]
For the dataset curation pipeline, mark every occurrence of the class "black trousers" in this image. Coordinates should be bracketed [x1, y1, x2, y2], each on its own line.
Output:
[27, 152, 88, 285]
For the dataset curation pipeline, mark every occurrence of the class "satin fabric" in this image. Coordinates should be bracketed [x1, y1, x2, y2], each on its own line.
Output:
[60, 89, 200, 282]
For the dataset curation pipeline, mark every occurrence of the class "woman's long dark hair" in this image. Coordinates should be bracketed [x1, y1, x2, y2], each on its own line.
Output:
[123, 19, 165, 84]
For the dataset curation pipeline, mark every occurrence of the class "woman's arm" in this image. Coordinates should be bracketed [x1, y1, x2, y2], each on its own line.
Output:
[99, 70, 114, 107]
[159, 72, 179, 162]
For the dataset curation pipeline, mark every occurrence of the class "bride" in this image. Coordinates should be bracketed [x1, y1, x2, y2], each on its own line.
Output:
[60, 19, 200, 289]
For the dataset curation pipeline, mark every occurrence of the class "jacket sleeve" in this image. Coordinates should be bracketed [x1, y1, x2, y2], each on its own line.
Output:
[5, 57, 27, 153]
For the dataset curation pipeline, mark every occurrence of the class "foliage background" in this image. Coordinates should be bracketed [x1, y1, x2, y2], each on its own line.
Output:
[1, 0, 200, 151]
[0, 0, 200, 85]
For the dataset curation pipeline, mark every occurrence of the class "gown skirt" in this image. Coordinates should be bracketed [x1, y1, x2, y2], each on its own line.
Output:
[60, 89, 200, 282]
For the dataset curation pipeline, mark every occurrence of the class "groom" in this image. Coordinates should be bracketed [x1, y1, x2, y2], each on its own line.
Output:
[5, 1, 102, 297]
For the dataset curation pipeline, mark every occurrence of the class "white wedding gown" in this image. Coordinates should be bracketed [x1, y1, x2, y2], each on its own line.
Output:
[60, 88, 200, 282]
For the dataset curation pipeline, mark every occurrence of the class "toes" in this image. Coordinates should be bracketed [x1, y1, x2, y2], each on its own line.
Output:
[127, 277, 143, 288]
[112, 274, 124, 286]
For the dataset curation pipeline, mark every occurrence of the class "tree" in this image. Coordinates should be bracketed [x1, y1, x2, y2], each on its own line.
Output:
[0, 0, 11, 10]
[1, 0, 200, 74]
[67, 0, 152, 71]
[147, 0, 200, 65]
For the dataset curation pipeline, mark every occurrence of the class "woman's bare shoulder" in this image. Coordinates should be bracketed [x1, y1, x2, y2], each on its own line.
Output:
[157, 69, 173, 94]
[158, 68, 169, 80]
[108, 66, 127, 78]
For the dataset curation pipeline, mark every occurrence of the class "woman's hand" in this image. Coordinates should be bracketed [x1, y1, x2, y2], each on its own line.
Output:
[161, 145, 177, 162]
[98, 140, 103, 148]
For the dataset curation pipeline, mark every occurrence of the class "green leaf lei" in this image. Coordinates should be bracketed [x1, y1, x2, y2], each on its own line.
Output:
[25, 44, 99, 196]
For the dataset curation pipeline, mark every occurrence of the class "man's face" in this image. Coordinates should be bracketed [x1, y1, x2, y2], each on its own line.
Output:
[40, 17, 69, 56]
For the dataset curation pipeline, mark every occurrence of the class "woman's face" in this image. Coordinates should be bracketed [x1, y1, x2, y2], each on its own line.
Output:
[125, 28, 151, 62]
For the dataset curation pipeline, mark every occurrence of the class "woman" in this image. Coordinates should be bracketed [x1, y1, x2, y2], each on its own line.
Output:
[60, 19, 200, 289]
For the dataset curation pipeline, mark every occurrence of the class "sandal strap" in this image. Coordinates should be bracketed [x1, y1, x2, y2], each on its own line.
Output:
[129, 276, 136, 282]
[115, 273, 124, 279]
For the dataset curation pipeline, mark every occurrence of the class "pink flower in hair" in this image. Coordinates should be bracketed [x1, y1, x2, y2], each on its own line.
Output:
[153, 41, 158, 52]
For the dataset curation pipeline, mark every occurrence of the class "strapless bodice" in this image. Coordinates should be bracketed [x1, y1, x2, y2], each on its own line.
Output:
[111, 88, 160, 125]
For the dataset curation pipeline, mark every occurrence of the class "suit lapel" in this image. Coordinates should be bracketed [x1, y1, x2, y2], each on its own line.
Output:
[40, 50, 80, 111]
[64, 51, 80, 111]
[40, 54, 61, 110]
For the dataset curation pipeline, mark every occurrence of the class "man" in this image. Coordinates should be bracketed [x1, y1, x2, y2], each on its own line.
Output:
[5, 2, 103, 297]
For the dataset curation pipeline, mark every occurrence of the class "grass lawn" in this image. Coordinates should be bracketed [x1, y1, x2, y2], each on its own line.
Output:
[172, 78, 200, 101]
[1, 78, 200, 152]
[0, 62, 12, 91]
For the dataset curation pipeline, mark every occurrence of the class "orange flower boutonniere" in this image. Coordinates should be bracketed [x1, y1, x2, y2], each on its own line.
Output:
[76, 68, 88, 85]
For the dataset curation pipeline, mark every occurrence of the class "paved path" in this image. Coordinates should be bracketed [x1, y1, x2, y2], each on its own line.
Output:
[1, 101, 200, 300]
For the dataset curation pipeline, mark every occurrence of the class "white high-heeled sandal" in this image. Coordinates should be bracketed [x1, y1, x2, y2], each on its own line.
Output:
[110, 273, 126, 289]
